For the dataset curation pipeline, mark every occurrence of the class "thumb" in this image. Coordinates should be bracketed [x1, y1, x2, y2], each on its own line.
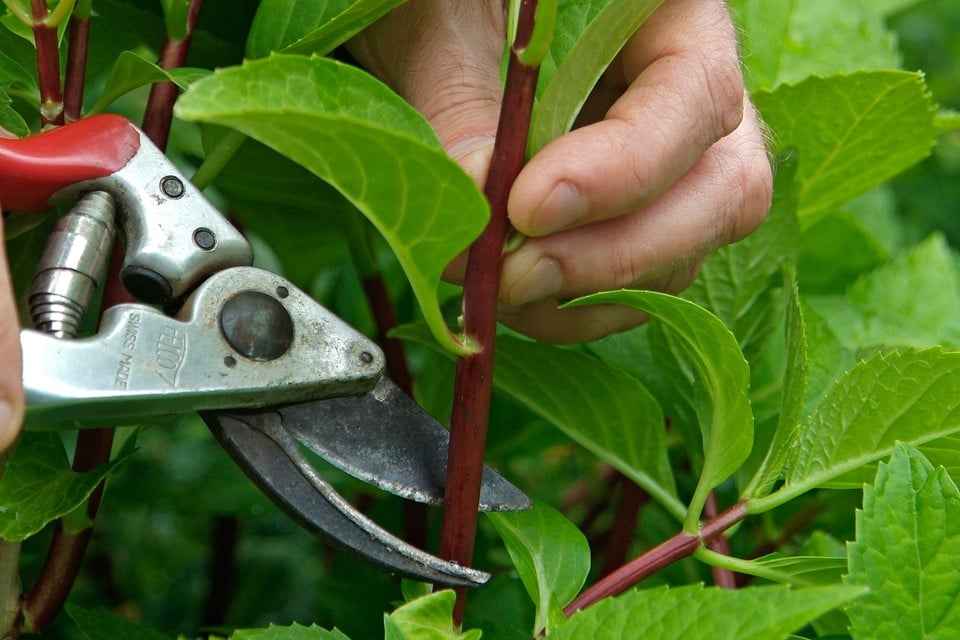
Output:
[0, 209, 24, 452]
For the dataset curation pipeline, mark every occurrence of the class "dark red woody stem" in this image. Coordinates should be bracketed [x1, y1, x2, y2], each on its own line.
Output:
[438, 0, 541, 625]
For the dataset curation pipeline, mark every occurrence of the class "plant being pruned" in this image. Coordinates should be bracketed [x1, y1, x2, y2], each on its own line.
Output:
[0, 0, 959, 638]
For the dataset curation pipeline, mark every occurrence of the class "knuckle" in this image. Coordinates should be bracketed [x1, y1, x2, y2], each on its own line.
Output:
[719, 134, 774, 245]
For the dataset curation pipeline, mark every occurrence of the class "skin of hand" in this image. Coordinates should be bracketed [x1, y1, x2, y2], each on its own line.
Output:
[0, 209, 25, 453]
[349, 0, 773, 343]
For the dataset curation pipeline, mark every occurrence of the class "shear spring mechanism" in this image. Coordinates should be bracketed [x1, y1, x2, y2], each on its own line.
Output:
[30, 191, 115, 338]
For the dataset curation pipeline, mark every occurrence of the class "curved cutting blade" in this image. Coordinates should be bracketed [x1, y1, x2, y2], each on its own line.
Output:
[203, 409, 490, 587]
[273, 377, 530, 512]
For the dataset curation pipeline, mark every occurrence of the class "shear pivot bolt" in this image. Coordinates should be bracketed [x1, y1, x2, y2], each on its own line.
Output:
[193, 228, 217, 251]
[220, 290, 294, 361]
[160, 176, 185, 198]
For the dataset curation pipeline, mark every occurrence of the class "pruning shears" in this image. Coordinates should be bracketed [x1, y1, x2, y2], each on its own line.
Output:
[0, 114, 529, 587]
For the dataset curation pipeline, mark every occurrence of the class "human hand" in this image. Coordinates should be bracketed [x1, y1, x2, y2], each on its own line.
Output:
[349, 0, 773, 343]
[0, 209, 25, 452]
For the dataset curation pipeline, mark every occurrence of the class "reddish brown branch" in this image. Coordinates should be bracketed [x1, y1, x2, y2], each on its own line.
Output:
[141, 0, 202, 149]
[23, 0, 207, 620]
[29, 0, 64, 127]
[563, 500, 749, 615]
[703, 491, 736, 589]
[63, 11, 91, 122]
[438, 0, 541, 624]
[599, 477, 647, 576]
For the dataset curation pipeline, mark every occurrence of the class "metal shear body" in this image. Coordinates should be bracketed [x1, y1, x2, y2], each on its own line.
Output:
[1, 115, 530, 586]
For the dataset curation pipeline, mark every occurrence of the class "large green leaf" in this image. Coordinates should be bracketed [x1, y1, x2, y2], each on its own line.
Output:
[0, 433, 123, 541]
[176, 55, 488, 355]
[552, 584, 861, 640]
[88, 50, 209, 115]
[247, 0, 405, 58]
[755, 71, 938, 222]
[394, 325, 681, 519]
[729, 0, 900, 92]
[529, 0, 664, 154]
[568, 291, 752, 531]
[487, 501, 590, 635]
[750, 348, 960, 512]
[492, 335, 679, 518]
[846, 444, 960, 639]
[842, 233, 960, 349]
[385, 590, 481, 640]
[743, 270, 808, 500]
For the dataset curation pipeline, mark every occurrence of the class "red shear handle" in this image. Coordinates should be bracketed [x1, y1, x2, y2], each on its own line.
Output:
[0, 114, 140, 212]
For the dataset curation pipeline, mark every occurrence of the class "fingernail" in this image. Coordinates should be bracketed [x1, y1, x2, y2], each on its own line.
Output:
[531, 181, 588, 234]
[505, 257, 563, 305]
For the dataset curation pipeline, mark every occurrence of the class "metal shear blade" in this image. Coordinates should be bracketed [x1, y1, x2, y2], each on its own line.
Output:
[205, 403, 493, 587]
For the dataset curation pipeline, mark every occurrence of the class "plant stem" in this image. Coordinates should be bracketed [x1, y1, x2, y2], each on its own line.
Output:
[141, 0, 202, 150]
[22, 7, 203, 618]
[564, 500, 749, 615]
[438, 0, 541, 624]
[599, 476, 647, 577]
[703, 491, 736, 588]
[29, 0, 64, 127]
[190, 130, 247, 191]
[63, 0, 93, 122]
[22, 428, 114, 633]
[0, 455, 21, 636]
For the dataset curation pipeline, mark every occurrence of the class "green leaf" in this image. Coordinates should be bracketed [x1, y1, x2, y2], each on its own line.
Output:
[567, 291, 752, 531]
[797, 210, 891, 294]
[863, 0, 925, 16]
[493, 335, 680, 518]
[487, 501, 590, 635]
[755, 71, 938, 221]
[552, 584, 862, 640]
[88, 50, 209, 115]
[0, 84, 27, 136]
[231, 623, 352, 639]
[393, 324, 682, 519]
[205, 131, 355, 288]
[842, 233, 960, 349]
[529, 0, 664, 154]
[846, 444, 960, 639]
[247, 0, 406, 58]
[386, 590, 481, 640]
[67, 605, 170, 640]
[176, 55, 489, 355]
[743, 269, 807, 499]
[750, 348, 960, 512]
[0, 432, 123, 540]
[159, 0, 191, 40]
[729, 0, 900, 92]
[752, 555, 848, 586]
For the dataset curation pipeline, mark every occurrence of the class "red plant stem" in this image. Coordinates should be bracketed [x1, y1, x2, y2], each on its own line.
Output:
[29, 0, 64, 127]
[600, 477, 647, 576]
[564, 500, 749, 615]
[22, 245, 138, 633]
[63, 13, 92, 122]
[141, 0, 202, 150]
[704, 491, 736, 588]
[438, 0, 540, 624]
[23, 0, 205, 620]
